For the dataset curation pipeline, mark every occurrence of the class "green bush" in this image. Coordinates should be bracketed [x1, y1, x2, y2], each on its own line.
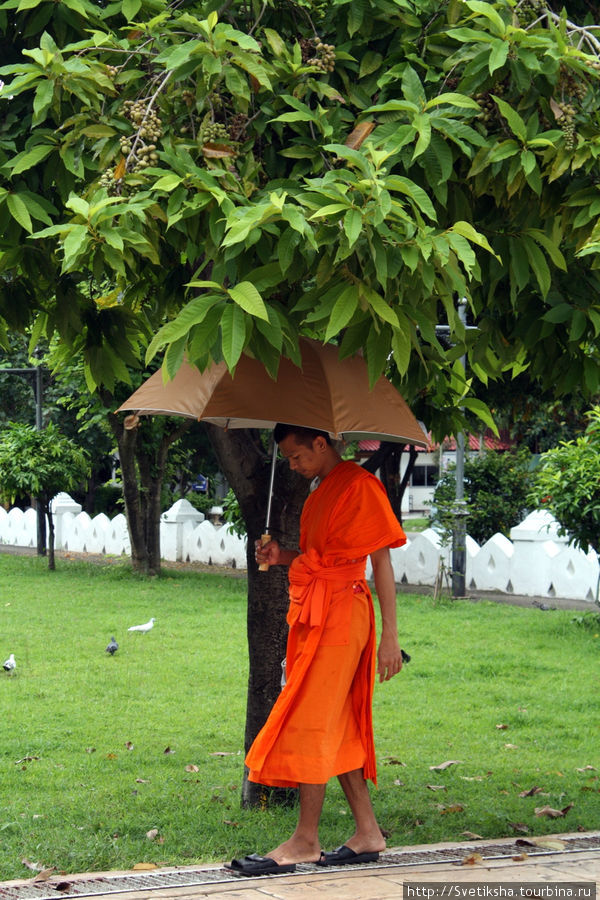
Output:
[529, 406, 600, 556]
[430, 448, 533, 545]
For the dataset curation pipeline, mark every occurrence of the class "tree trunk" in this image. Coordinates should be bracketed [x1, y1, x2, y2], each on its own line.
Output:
[205, 425, 308, 807]
[105, 397, 191, 575]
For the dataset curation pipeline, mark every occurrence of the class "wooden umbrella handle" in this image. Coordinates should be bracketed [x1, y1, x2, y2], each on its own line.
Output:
[258, 532, 271, 572]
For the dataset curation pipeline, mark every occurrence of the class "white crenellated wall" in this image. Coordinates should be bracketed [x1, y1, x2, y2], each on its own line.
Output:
[0, 496, 597, 602]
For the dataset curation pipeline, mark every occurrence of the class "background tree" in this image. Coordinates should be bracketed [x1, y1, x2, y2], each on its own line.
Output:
[0, 421, 90, 569]
[3, 0, 600, 803]
[430, 447, 533, 546]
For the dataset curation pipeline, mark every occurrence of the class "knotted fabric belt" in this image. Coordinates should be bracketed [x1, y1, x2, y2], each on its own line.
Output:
[288, 550, 366, 628]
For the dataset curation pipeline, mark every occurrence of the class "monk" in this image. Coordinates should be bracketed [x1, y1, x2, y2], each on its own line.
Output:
[227, 424, 406, 877]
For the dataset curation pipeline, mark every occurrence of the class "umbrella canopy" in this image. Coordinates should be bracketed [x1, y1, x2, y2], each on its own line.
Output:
[117, 338, 427, 447]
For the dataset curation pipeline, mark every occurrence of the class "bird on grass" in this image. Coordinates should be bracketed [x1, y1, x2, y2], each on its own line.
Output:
[128, 617, 156, 633]
[105, 637, 119, 655]
[3, 653, 16, 674]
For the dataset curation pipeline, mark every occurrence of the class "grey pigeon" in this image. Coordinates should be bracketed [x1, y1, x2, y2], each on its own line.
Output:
[105, 637, 119, 655]
[128, 617, 155, 633]
[3, 653, 16, 673]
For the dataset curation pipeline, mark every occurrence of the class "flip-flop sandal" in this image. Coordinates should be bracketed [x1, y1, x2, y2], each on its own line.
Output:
[316, 845, 380, 867]
[226, 853, 296, 876]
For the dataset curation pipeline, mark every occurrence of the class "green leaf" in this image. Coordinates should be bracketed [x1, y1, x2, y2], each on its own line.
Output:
[62, 224, 90, 270]
[364, 288, 399, 327]
[263, 28, 286, 58]
[278, 227, 299, 275]
[488, 38, 509, 74]
[220, 303, 247, 369]
[450, 221, 500, 260]
[424, 92, 481, 111]
[391, 318, 412, 375]
[461, 397, 499, 434]
[32, 79, 54, 126]
[153, 172, 183, 192]
[465, 0, 506, 35]
[492, 96, 527, 142]
[146, 295, 222, 362]
[343, 208, 362, 247]
[385, 176, 436, 221]
[10, 143, 54, 175]
[522, 234, 551, 297]
[122, 0, 142, 20]
[401, 66, 425, 106]
[228, 281, 269, 321]
[7, 193, 33, 233]
[324, 284, 359, 341]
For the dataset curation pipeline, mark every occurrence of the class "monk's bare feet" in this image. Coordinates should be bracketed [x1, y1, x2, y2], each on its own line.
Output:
[267, 835, 321, 865]
[343, 828, 386, 855]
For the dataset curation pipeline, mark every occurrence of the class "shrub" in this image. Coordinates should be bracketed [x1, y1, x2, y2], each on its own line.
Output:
[529, 406, 600, 556]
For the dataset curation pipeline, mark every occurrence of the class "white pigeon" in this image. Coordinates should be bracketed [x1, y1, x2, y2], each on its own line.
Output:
[128, 617, 156, 633]
[3, 653, 16, 673]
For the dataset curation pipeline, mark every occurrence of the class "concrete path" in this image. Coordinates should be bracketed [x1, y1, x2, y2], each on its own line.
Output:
[1, 833, 597, 900]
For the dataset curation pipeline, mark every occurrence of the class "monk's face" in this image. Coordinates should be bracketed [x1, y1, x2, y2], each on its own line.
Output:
[279, 434, 330, 480]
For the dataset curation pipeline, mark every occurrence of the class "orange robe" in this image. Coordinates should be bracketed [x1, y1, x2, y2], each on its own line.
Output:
[246, 461, 406, 788]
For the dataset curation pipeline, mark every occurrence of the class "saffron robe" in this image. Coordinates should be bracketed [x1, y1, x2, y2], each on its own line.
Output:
[245, 461, 406, 788]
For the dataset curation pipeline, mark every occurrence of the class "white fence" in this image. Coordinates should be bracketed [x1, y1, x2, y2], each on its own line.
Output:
[0, 495, 597, 603]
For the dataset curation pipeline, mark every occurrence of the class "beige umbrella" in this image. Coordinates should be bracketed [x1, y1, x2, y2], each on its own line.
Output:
[118, 338, 427, 444]
[117, 338, 427, 563]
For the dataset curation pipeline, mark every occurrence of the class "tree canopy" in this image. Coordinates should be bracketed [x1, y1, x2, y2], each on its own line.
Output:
[1, 0, 600, 438]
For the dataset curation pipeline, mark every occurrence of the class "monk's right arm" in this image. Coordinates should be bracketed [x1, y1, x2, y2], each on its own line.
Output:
[255, 538, 299, 568]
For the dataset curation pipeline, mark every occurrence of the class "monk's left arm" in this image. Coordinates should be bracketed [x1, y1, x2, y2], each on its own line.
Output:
[370, 546, 403, 683]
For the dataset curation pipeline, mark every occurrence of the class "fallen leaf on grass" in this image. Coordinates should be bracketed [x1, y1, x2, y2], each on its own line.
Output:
[460, 776, 484, 782]
[534, 803, 573, 818]
[163, 747, 175, 755]
[132, 862, 158, 871]
[461, 852, 484, 866]
[461, 831, 484, 840]
[223, 820, 239, 827]
[504, 744, 518, 750]
[209, 752, 236, 757]
[429, 760, 462, 771]
[125, 742, 134, 751]
[512, 854, 528, 861]
[135, 778, 149, 784]
[185, 764, 199, 773]
[393, 779, 405, 786]
[383, 757, 407, 766]
[519, 786, 543, 797]
[146, 829, 159, 841]
[85, 748, 96, 754]
[426, 784, 446, 791]
[576, 766, 597, 773]
[508, 822, 529, 834]
[437, 804, 465, 814]
[496, 724, 509, 730]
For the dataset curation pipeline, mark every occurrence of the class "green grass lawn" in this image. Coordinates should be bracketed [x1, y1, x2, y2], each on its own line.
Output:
[0, 553, 598, 881]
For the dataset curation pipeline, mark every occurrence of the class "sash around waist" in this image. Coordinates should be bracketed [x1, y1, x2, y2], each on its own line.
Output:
[288, 552, 367, 628]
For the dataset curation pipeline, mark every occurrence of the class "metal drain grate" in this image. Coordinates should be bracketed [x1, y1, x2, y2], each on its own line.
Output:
[2, 835, 599, 900]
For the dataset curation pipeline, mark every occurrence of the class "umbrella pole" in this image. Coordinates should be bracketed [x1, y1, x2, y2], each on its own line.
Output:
[258, 440, 278, 572]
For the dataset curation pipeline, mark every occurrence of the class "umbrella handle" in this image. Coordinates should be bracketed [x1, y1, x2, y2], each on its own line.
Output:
[258, 532, 271, 572]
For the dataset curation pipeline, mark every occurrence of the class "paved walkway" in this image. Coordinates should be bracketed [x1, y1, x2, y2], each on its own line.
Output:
[1, 833, 598, 900]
